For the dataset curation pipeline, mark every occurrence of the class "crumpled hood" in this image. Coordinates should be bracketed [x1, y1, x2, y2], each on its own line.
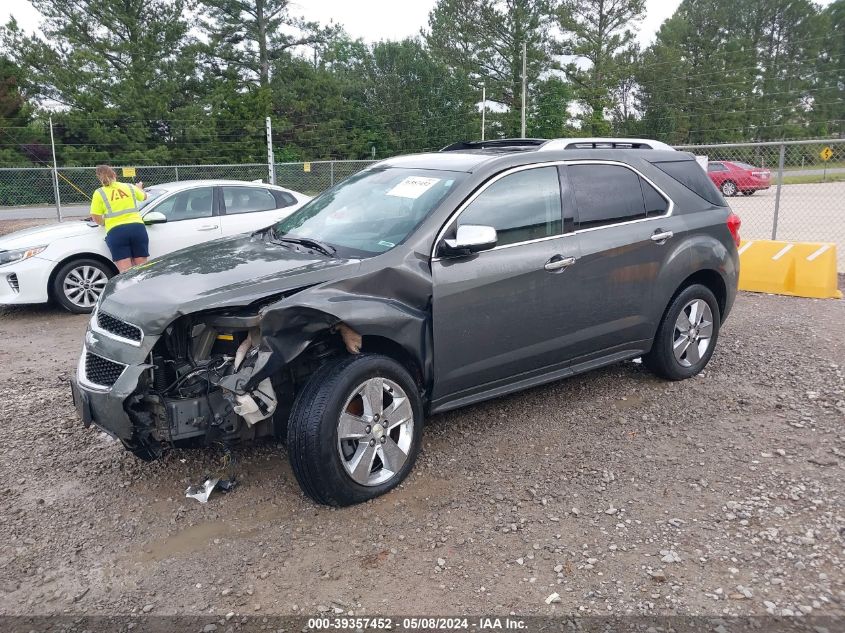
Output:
[0, 220, 95, 250]
[98, 232, 361, 332]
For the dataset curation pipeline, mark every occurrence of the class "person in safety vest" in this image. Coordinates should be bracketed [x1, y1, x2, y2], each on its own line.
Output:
[89, 165, 149, 272]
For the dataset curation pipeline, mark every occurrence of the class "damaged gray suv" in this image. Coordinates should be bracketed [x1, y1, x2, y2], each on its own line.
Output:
[72, 138, 741, 506]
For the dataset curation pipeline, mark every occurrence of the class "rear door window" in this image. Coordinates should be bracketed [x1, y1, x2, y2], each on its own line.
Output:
[640, 177, 669, 216]
[568, 164, 646, 229]
[457, 166, 562, 246]
[708, 162, 728, 172]
[222, 186, 278, 215]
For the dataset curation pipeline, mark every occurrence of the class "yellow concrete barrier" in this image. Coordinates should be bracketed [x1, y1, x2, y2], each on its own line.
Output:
[738, 240, 842, 299]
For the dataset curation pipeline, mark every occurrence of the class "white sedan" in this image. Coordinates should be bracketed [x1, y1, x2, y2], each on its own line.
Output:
[0, 180, 311, 313]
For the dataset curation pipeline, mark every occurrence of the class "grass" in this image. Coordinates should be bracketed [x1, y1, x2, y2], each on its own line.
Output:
[783, 160, 845, 172]
[780, 172, 845, 185]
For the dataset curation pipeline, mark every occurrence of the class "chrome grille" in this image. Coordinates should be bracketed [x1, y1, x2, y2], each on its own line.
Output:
[97, 311, 142, 342]
[84, 352, 125, 388]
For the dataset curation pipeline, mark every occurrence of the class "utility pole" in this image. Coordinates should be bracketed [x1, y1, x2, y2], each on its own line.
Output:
[265, 116, 276, 185]
[481, 83, 486, 141]
[520, 41, 527, 138]
[48, 115, 62, 222]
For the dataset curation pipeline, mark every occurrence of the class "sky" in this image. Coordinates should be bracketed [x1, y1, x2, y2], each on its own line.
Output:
[0, 0, 691, 46]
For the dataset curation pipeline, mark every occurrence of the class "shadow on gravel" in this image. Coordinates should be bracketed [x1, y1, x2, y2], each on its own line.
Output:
[0, 302, 71, 318]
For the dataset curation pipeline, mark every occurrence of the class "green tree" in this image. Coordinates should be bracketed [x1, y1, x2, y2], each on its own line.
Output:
[528, 76, 575, 138]
[199, 0, 338, 90]
[2, 0, 199, 164]
[813, 0, 845, 138]
[426, 0, 557, 137]
[637, 0, 825, 143]
[555, 0, 646, 136]
[0, 52, 48, 166]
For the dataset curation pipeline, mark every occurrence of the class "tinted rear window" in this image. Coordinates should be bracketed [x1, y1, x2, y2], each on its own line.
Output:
[652, 160, 726, 206]
[569, 164, 646, 229]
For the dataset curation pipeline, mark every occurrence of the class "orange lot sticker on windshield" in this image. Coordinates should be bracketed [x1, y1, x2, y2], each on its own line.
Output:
[386, 176, 440, 199]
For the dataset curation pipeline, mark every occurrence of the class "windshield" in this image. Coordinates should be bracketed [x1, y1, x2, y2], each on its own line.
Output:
[139, 187, 165, 211]
[272, 168, 464, 256]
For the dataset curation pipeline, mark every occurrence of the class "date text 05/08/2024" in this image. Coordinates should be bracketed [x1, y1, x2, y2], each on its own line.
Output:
[305, 617, 527, 630]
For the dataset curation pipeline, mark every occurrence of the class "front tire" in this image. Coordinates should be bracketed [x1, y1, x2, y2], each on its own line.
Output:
[644, 284, 721, 381]
[287, 353, 423, 506]
[51, 258, 114, 313]
[721, 180, 738, 196]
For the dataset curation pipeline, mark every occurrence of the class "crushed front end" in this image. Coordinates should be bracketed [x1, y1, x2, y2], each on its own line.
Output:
[72, 305, 337, 461]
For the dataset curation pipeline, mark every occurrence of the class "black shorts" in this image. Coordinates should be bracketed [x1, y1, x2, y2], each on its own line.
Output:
[105, 223, 149, 261]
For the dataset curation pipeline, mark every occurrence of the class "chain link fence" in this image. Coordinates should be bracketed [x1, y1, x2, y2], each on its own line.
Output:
[676, 139, 845, 271]
[0, 161, 376, 209]
[1, 141, 843, 269]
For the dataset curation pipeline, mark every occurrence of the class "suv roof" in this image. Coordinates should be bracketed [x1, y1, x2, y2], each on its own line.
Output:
[441, 137, 676, 152]
[379, 138, 681, 173]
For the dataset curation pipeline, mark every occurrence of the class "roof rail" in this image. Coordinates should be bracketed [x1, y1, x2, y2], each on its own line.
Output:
[540, 137, 675, 151]
[440, 138, 549, 152]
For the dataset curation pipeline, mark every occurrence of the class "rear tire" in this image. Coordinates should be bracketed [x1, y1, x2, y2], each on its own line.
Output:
[286, 353, 423, 506]
[644, 284, 721, 381]
[721, 180, 738, 196]
[51, 258, 114, 314]
[741, 190, 755, 196]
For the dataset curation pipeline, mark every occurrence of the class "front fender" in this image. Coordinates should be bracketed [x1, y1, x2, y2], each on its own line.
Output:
[219, 258, 433, 394]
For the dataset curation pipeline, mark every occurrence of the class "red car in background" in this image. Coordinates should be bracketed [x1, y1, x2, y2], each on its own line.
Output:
[707, 161, 771, 197]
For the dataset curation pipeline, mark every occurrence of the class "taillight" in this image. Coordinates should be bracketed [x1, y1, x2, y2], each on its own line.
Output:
[727, 211, 741, 247]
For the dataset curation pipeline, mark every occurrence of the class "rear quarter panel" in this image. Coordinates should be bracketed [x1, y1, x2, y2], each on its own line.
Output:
[649, 206, 739, 326]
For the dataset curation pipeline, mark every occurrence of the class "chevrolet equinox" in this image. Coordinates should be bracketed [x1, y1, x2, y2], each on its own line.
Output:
[72, 138, 741, 506]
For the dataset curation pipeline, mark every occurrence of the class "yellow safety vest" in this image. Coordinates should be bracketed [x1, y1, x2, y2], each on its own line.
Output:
[90, 182, 147, 232]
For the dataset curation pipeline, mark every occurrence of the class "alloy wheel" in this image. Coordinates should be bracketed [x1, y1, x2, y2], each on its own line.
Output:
[721, 181, 737, 196]
[63, 265, 108, 309]
[673, 299, 714, 367]
[336, 377, 414, 487]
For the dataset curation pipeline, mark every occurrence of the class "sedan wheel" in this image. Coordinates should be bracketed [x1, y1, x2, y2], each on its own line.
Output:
[721, 180, 737, 196]
[52, 258, 114, 314]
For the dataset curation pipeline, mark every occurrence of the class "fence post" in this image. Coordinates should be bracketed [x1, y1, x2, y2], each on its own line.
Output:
[48, 115, 63, 222]
[330, 161, 334, 187]
[174, 166, 179, 182]
[771, 143, 786, 240]
[265, 116, 276, 185]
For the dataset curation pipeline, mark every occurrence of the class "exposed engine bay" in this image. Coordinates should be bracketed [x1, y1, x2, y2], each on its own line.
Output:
[122, 311, 361, 461]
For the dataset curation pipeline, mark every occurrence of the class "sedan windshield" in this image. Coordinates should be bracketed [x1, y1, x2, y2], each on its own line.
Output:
[272, 168, 464, 256]
[139, 188, 165, 210]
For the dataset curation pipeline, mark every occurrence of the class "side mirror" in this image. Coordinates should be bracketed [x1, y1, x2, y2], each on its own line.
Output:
[441, 224, 497, 257]
[143, 211, 167, 225]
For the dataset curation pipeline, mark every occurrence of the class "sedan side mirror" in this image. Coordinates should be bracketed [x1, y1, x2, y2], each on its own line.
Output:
[143, 211, 167, 225]
[440, 224, 497, 257]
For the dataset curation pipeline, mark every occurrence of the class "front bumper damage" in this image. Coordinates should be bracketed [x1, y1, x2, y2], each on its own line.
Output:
[71, 253, 433, 462]
[72, 309, 284, 461]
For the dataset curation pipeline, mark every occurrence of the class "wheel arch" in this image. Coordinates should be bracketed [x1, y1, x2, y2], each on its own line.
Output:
[47, 252, 118, 300]
[673, 269, 727, 317]
[360, 335, 425, 391]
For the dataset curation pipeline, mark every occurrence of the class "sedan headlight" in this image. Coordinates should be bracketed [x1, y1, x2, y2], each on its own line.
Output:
[0, 245, 47, 267]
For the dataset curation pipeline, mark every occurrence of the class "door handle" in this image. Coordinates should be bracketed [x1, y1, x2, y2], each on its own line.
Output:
[544, 255, 577, 272]
[198, 224, 219, 231]
[650, 230, 673, 244]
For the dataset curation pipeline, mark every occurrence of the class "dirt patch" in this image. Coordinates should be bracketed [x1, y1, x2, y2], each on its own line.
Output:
[0, 293, 842, 618]
[0, 218, 53, 237]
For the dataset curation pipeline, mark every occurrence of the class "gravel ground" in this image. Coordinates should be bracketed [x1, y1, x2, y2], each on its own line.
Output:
[0, 289, 842, 620]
